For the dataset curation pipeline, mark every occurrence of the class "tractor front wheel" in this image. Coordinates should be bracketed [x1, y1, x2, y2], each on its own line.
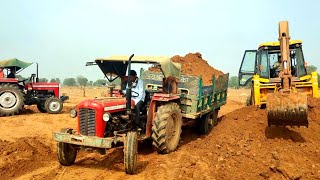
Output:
[45, 97, 63, 114]
[151, 103, 182, 154]
[124, 131, 138, 174]
[0, 83, 24, 116]
[57, 128, 77, 166]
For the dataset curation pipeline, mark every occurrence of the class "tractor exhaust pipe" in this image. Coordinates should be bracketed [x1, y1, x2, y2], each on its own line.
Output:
[36, 63, 39, 82]
[126, 54, 135, 115]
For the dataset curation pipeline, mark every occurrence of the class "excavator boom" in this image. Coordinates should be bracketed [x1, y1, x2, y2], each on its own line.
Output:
[267, 21, 308, 127]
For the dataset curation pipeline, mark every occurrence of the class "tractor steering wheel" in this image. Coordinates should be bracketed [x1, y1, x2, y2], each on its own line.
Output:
[132, 90, 139, 98]
[18, 79, 28, 85]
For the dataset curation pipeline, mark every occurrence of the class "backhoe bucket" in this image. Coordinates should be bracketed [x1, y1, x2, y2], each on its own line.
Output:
[267, 92, 308, 127]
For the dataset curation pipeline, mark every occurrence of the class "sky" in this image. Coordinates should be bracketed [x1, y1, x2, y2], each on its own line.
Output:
[0, 0, 319, 81]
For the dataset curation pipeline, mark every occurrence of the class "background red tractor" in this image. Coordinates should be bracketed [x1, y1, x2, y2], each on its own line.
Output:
[0, 58, 68, 116]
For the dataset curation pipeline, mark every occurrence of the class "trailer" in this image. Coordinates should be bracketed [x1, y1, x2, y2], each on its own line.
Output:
[141, 70, 229, 134]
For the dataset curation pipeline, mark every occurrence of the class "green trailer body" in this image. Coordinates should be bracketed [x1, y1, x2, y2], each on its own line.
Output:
[141, 70, 229, 119]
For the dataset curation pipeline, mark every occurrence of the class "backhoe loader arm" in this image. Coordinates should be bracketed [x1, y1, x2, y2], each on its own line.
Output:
[278, 21, 292, 91]
[267, 21, 308, 127]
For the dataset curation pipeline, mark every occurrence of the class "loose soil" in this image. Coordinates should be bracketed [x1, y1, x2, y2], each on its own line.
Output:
[150, 52, 224, 85]
[1, 87, 320, 179]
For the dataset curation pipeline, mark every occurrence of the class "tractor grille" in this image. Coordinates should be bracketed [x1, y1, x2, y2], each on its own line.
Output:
[79, 108, 96, 136]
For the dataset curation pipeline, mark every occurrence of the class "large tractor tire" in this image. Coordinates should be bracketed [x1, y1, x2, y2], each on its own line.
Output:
[57, 128, 77, 166]
[45, 97, 63, 114]
[151, 103, 182, 154]
[198, 109, 218, 135]
[124, 131, 138, 174]
[0, 83, 24, 116]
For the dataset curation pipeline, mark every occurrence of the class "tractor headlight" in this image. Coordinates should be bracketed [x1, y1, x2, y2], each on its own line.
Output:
[103, 113, 111, 122]
[70, 109, 77, 118]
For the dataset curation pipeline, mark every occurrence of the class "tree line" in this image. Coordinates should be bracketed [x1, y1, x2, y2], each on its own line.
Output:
[228, 65, 320, 88]
[15, 75, 115, 87]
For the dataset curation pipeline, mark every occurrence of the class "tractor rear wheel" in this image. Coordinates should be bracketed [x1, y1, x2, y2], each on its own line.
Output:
[57, 128, 77, 166]
[198, 109, 218, 135]
[45, 97, 63, 114]
[151, 103, 182, 154]
[0, 83, 24, 116]
[124, 131, 138, 174]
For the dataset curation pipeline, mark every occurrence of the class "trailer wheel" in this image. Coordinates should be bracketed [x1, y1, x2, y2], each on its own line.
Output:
[57, 128, 77, 166]
[124, 131, 138, 174]
[45, 97, 63, 114]
[37, 101, 47, 113]
[199, 109, 218, 135]
[151, 103, 182, 154]
[0, 83, 24, 116]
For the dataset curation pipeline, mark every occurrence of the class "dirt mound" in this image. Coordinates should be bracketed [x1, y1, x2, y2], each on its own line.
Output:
[0, 137, 55, 179]
[144, 100, 320, 179]
[149, 52, 224, 85]
[1, 88, 319, 179]
[308, 97, 320, 125]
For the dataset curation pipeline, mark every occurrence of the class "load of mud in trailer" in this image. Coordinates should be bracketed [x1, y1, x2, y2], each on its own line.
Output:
[52, 54, 228, 174]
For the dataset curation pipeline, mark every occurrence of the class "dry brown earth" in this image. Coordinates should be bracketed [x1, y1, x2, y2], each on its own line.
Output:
[1, 88, 320, 179]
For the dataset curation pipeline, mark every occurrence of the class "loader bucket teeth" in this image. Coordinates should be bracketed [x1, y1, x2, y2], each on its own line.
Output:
[267, 92, 308, 127]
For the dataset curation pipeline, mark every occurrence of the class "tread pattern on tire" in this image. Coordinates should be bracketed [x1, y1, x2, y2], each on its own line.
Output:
[151, 103, 182, 154]
[124, 131, 138, 174]
[57, 128, 77, 166]
[0, 83, 24, 116]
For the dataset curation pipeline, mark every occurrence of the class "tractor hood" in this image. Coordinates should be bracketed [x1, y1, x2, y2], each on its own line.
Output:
[77, 97, 135, 113]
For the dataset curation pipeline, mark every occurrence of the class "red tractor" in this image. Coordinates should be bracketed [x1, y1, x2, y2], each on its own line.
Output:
[0, 58, 67, 116]
[53, 55, 183, 174]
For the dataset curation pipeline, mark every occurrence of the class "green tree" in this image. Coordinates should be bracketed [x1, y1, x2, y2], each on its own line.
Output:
[318, 74, 320, 87]
[93, 79, 107, 86]
[77, 76, 88, 97]
[307, 65, 317, 74]
[38, 78, 48, 82]
[63, 78, 77, 86]
[228, 76, 239, 89]
[15, 75, 26, 81]
[50, 78, 61, 83]
[87, 80, 93, 86]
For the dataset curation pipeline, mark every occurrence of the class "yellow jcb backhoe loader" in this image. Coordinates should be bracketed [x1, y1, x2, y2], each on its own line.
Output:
[238, 21, 318, 127]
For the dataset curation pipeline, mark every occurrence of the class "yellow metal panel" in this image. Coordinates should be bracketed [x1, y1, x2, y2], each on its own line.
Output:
[311, 72, 319, 98]
[258, 40, 302, 48]
[253, 75, 261, 106]
[259, 78, 270, 83]
[299, 75, 312, 81]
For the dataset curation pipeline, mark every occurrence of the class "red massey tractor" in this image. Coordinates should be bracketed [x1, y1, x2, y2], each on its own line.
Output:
[53, 54, 183, 174]
[0, 58, 67, 116]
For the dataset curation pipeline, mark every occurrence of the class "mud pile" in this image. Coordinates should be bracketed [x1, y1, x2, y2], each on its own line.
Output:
[0, 137, 55, 179]
[149, 52, 224, 85]
[171, 52, 224, 85]
[143, 97, 320, 179]
[1, 88, 320, 179]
